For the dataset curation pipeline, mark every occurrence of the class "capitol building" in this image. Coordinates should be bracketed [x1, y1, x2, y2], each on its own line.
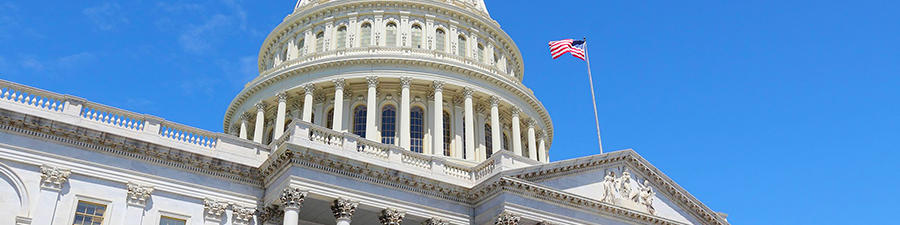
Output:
[0, 0, 729, 225]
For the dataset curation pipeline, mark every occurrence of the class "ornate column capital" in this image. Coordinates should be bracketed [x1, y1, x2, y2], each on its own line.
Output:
[256, 205, 284, 224]
[203, 198, 228, 221]
[526, 118, 537, 128]
[400, 77, 413, 88]
[489, 95, 501, 107]
[40, 165, 70, 190]
[333, 78, 346, 90]
[422, 217, 449, 225]
[432, 80, 446, 92]
[255, 101, 269, 112]
[281, 187, 309, 209]
[232, 204, 256, 224]
[126, 182, 154, 206]
[378, 208, 406, 225]
[240, 112, 252, 122]
[302, 83, 316, 95]
[462, 86, 475, 98]
[509, 106, 520, 117]
[277, 91, 290, 102]
[331, 197, 359, 221]
[367, 76, 379, 88]
[495, 211, 521, 225]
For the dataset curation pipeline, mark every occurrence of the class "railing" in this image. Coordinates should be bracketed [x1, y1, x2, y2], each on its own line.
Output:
[0, 81, 66, 112]
[80, 102, 146, 131]
[444, 163, 472, 180]
[473, 159, 496, 181]
[401, 151, 432, 170]
[356, 138, 389, 160]
[159, 121, 218, 148]
[307, 125, 344, 147]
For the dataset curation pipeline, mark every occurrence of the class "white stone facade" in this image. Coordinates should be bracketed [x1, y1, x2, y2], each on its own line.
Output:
[0, 0, 729, 225]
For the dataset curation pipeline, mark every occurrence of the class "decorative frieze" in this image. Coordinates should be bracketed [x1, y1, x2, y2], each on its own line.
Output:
[422, 217, 449, 225]
[281, 187, 309, 209]
[204, 198, 228, 221]
[495, 211, 520, 225]
[331, 197, 359, 220]
[126, 182, 154, 206]
[39, 165, 70, 190]
[378, 208, 406, 225]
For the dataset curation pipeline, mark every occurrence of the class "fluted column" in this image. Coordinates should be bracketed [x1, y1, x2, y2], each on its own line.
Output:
[125, 182, 154, 225]
[302, 84, 315, 122]
[331, 198, 359, 225]
[275, 91, 290, 138]
[282, 187, 309, 225]
[239, 112, 250, 139]
[489, 96, 501, 153]
[366, 76, 379, 141]
[527, 119, 537, 161]
[538, 132, 548, 162]
[400, 77, 412, 149]
[432, 81, 445, 156]
[378, 208, 406, 225]
[253, 101, 268, 143]
[510, 107, 522, 156]
[463, 87, 476, 161]
[204, 198, 228, 225]
[31, 165, 70, 225]
[332, 78, 346, 131]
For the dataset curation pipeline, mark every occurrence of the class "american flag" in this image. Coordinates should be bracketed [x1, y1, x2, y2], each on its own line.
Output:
[549, 39, 586, 60]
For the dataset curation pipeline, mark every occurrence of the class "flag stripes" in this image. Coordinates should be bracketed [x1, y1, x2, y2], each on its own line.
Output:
[549, 39, 585, 60]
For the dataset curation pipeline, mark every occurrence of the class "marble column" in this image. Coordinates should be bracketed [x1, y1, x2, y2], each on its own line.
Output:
[452, 97, 465, 159]
[432, 81, 445, 156]
[378, 208, 406, 225]
[31, 165, 70, 225]
[332, 78, 346, 132]
[538, 132, 548, 162]
[489, 96, 501, 153]
[399, 77, 412, 149]
[302, 84, 316, 122]
[203, 198, 228, 225]
[463, 87, 476, 161]
[331, 198, 359, 225]
[275, 91, 290, 138]
[125, 182, 154, 225]
[253, 101, 268, 143]
[282, 187, 309, 225]
[239, 113, 250, 139]
[527, 119, 537, 161]
[510, 107, 522, 156]
[366, 76, 379, 141]
[495, 211, 521, 225]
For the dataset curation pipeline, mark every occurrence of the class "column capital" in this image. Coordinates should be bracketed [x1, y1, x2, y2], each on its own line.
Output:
[256, 101, 269, 111]
[526, 118, 537, 128]
[302, 83, 316, 95]
[509, 106, 520, 116]
[331, 197, 359, 221]
[462, 86, 475, 97]
[281, 187, 309, 209]
[536, 130, 545, 138]
[489, 95, 501, 107]
[432, 80, 446, 92]
[378, 208, 406, 225]
[495, 211, 521, 225]
[203, 198, 228, 221]
[126, 182, 154, 207]
[40, 165, 70, 190]
[333, 78, 347, 90]
[400, 76, 413, 88]
[423, 217, 450, 225]
[367, 76, 379, 87]
[277, 91, 290, 102]
[240, 112, 252, 121]
[232, 204, 257, 224]
[257, 205, 284, 224]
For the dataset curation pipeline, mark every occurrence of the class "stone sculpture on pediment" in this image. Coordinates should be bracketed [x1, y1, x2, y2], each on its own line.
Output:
[638, 180, 657, 215]
[601, 171, 617, 204]
[600, 169, 658, 215]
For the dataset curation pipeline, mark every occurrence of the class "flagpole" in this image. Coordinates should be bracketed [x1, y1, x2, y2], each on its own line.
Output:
[583, 37, 604, 154]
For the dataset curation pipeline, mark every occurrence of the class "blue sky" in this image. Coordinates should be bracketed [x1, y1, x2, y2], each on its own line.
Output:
[2, 0, 898, 224]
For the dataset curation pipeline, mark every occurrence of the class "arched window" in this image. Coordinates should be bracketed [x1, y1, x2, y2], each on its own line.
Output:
[484, 123, 493, 158]
[381, 105, 397, 144]
[353, 105, 367, 137]
[326, 108, 334, 129]
[336, 26, 347, 49]
[410, 106, 425, 153]
[386, 22, 397, 46]
[443, 111, 452, 156]
[502, 133, 509, 151]
[316, 31, 325, 52]
[361, 23, 372, 47]
[477, 43, 485, 62]
[457, 35, 467, 56]
[297, 38, 306, 57]
[411, 24, 423, 48]
[435, 29, 446, 52]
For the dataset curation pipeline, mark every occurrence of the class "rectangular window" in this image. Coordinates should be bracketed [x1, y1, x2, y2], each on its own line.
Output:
[73, 201, 107, 225]
[159, 217, 187, 225]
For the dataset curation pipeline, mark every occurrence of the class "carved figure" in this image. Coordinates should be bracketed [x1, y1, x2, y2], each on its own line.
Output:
[617, 171, 635, 201]
[601, 171, 617, 203]
[639, 180, 656, 215]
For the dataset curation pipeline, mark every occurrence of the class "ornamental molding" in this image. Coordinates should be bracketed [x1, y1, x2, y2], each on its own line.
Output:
[331, 197, 359, 220]
[40, 165, 70, 190]
[126, 182, 154, 206]
[378, 208, 406, 225]
[0, 109, 264, 186]
[204, 198, 229, 221]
